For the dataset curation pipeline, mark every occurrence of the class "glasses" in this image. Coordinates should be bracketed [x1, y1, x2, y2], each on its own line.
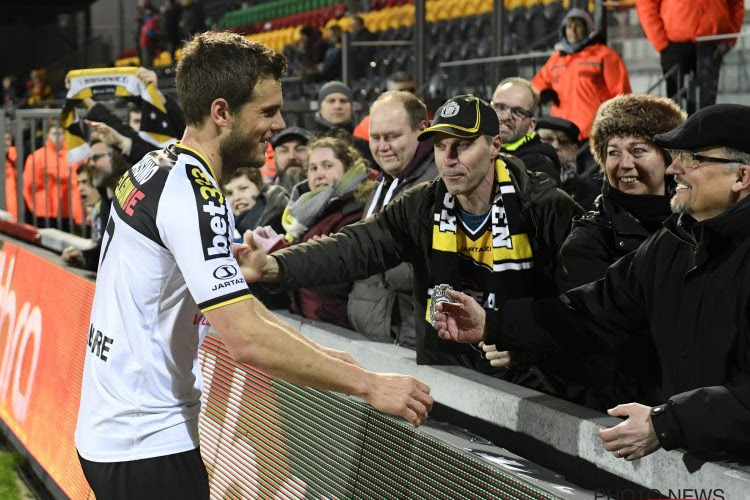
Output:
[91, 152, 113, 161]
[667, 149, 742, 169]
[491, 102, 533, 120]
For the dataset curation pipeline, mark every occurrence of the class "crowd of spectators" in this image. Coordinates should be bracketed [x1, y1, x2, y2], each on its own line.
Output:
[3, 2, 750, 467]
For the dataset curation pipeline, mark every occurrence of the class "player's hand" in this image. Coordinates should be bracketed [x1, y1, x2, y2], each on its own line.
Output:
[432, 289, 486, 343]
[364, 373, 433, 427]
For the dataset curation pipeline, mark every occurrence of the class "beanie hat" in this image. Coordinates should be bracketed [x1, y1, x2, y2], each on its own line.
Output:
[318, 81, 353, 103]
[589, 94, 686, 167]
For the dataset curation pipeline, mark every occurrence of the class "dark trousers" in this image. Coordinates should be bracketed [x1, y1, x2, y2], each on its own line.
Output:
[78, 447, 210, 500]
[660, 41, 725, 113]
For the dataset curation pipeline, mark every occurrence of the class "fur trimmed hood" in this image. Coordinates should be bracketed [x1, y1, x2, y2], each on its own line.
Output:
[589, 94, 686, 167]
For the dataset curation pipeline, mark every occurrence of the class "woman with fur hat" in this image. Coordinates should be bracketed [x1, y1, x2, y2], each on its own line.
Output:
[555, 94, 685, 410]
[558, 94, 686, 291]
[532, 8, 631, 140]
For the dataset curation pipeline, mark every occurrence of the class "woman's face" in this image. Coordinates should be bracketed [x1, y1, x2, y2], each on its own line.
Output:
[307, 147, 346, 190]
[605, 136, 667, 196]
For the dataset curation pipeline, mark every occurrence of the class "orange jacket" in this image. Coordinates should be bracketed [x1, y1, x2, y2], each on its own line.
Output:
[636, 0, 744, 52]
[23, 139, 83, 224]
[532, 43, 631, 140]
[5, 146, 18, 220]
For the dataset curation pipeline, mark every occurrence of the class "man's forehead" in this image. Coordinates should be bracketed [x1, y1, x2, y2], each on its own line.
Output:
[371, 104, 410, 131]
[275, 138, 306, 149]
[433, 133, 480, 144]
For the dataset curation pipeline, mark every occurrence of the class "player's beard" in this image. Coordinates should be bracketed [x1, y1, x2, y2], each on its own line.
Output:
[219, 125, 265, 179]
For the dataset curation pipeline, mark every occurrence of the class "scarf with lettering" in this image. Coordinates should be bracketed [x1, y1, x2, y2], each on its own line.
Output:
[425, 158, 535, 351]
[62, 67, 177, 164]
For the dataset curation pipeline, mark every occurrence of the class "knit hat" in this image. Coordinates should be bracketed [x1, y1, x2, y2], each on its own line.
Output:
[417, 94, 499, 141]
[589, 94, 686, 167]
[318, 80, 352, 103]
[653, 103, 750, 155]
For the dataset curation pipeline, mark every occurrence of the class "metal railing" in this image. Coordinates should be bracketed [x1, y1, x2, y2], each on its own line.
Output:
[1, 108, 89, 236]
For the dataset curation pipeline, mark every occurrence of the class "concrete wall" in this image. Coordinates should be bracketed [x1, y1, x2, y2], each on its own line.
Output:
[275, 311, 750, 499]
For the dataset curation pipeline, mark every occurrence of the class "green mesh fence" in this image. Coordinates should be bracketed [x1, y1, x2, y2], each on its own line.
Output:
[198, 335, 563, 500]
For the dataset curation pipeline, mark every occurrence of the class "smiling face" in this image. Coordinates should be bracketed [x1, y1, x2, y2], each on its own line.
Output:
[307, 147, 346, 190]
[319, 92, 352, 125]
[604, 135, 667, 196]
[667, 147, 744, 221]
[223, 174, 261, 215]
[369, 100, 420, 177]
[220, 77, 285, 175]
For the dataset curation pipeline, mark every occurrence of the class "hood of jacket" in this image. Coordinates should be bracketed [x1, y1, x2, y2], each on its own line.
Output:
[557, 8, 598, 54]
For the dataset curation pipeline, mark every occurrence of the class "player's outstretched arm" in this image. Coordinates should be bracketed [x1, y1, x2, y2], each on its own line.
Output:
[204, 298, 433, 426]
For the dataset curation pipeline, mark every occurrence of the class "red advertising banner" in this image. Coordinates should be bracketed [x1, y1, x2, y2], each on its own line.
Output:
[0, 242, 93, 500]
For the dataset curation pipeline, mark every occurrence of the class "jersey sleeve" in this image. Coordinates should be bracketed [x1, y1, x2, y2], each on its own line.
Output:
[158, 161, 253, 312]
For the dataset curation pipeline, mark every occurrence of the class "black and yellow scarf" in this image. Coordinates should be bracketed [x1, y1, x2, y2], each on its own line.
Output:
[62, 67, 177, 163]
[425, 158, 535, 351]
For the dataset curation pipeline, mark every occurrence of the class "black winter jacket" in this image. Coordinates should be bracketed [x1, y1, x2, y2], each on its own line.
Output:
[271, 154, 582, 365]
[502, 134, 561, 184]
[493, 196, 750, 457]
[557, 184, 671, 292]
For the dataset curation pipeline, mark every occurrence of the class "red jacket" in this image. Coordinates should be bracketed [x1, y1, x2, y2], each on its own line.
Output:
[23, 139, 83, 223]
[5, 146, 18, 220]
[532, 43, 631, 140]
[636, 0, 745, 52]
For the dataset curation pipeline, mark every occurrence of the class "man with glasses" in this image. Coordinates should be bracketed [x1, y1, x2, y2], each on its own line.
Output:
[433, 104, 750, 461]
[491, 78, 561, 184]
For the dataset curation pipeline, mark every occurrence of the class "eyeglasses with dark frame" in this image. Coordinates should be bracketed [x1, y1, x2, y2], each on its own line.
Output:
[667, 149, 742, 169]
[490, 102, 533, 120]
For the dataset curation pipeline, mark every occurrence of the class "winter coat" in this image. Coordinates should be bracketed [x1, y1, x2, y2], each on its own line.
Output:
[493, 195, 750, 457]
[636, 0, 744, 52]
[347, 141, 438, 347]
[270, 154, 582, 365]
[532, 9, 631, 140]
[235, 184, 289, 236]
[22, 139, 83, 223]
[502, 132, 561, 184]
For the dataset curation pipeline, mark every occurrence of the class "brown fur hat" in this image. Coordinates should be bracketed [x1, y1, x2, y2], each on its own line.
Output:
[589, 94, 686, 167]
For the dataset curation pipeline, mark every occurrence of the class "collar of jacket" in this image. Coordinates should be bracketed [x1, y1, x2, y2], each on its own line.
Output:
[665, 195, 750, 262]
[380, 138, 434, 182]
[498, 152, 557, 213]
[502, 131, 537, 152]
[313, 112, 354, 133]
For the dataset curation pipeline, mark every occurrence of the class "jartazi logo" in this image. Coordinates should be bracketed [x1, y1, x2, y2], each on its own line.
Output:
[213, 265, 237, 280]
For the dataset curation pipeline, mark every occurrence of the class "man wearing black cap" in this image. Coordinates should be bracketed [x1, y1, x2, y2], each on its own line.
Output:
[269, 126, 311, 193]
[536, 116, 600, 210]
[433, 104, 750, 460]
[242, 95, 582, 393]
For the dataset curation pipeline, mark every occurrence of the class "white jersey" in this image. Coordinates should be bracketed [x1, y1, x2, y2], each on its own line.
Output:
[75, 144, 252, 462]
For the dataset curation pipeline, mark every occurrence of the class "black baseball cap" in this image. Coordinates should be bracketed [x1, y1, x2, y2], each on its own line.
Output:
[653, 104, 750, 155]
[417, 95, 500, 141]
[269, 127, 311, 149]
